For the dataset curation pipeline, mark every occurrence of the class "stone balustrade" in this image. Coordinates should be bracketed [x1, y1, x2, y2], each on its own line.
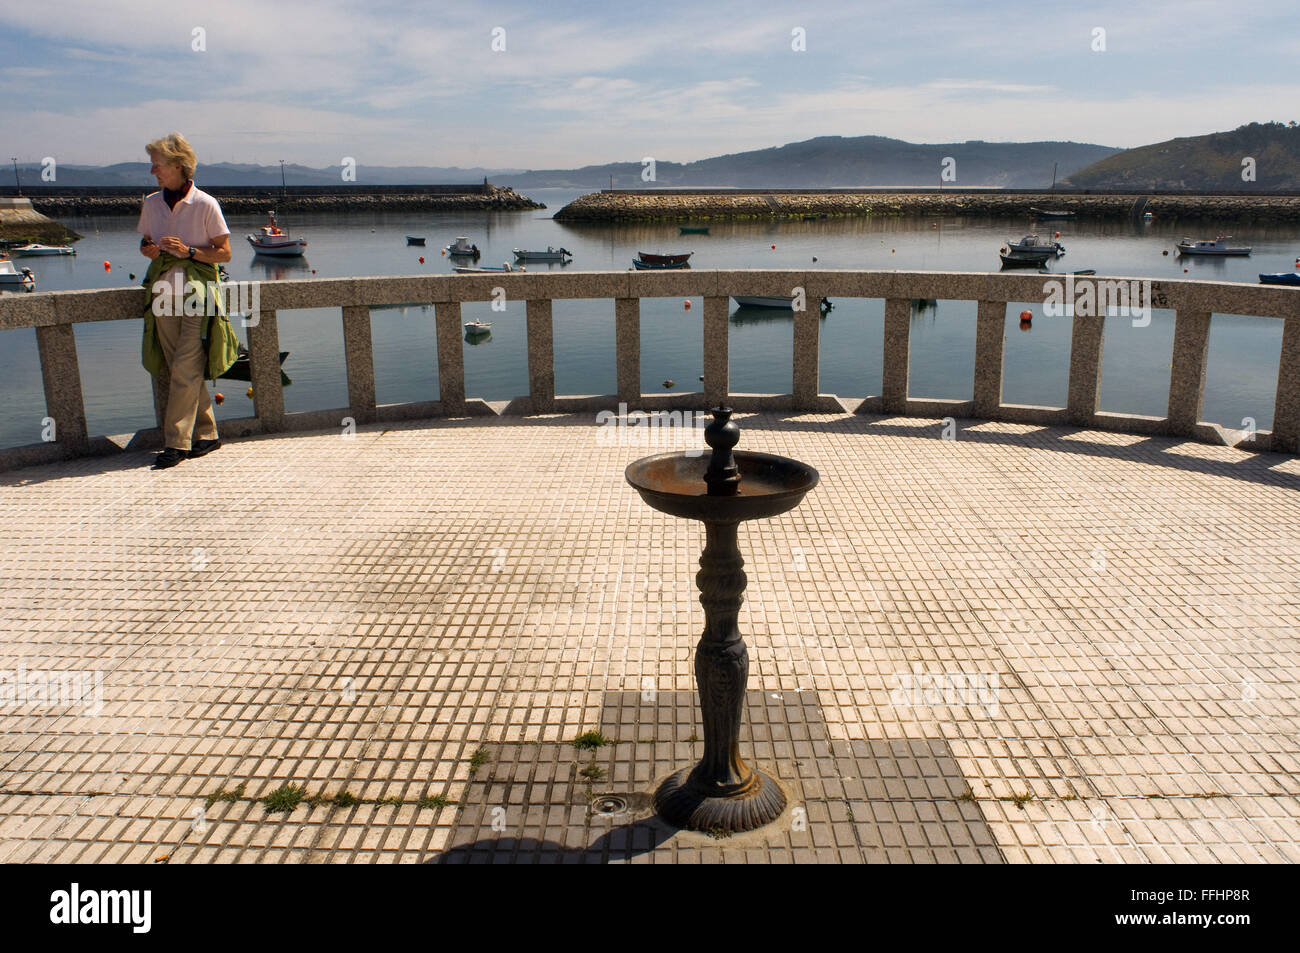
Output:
[0, 270, 1295, 471]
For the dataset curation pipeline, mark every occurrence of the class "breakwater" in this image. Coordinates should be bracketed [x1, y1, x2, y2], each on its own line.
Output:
[554, 189, 1300, 224]
[7, 184, 544, 218]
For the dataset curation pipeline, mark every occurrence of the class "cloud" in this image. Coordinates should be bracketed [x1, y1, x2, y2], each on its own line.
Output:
[3, 0, 1298, 166]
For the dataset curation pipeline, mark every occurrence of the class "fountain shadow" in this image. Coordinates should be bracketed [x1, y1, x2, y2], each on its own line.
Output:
[430, 690, 1004, 864]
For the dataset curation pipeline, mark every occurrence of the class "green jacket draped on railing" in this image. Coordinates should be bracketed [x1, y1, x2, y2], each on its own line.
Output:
[140, 253, 240, 382]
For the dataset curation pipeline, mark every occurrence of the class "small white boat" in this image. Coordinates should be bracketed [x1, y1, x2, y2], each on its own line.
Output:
[0, 258, 36, 290]
[464, 320, 492, 334]
[9, 243, 75, 256]
[733, 295, 832, 310]
[1007, 234, 1065, 256]
[246, 211, 307, 256]
[452, 262, 524, 273]
[1176, 236, 1251, 256]
[445, 236, 480, 257]
[513, 246, 571, 262]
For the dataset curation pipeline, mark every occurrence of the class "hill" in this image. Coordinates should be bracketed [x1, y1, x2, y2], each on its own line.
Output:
[8, 136, 1118, 191]
[1062, 122, 1300, 190]
[493, 136, 1119, 189]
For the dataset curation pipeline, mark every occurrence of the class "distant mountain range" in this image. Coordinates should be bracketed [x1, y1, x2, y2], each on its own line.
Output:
[493, 136, 1119, 189]
[11, 137, 1115, 191]
[1062, 122, 1300, 190]
[12, 124, 1296, 192]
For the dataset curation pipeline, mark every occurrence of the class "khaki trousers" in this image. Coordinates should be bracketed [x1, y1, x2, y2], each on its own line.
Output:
[154, 310, 219, 452]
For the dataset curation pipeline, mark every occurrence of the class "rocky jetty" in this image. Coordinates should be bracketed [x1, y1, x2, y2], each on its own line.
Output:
[555, 190, 1300, 224]
[22, 185, 544, 217]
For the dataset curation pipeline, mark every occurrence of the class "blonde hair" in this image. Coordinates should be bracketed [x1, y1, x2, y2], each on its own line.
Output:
[146, 132, 197, 180]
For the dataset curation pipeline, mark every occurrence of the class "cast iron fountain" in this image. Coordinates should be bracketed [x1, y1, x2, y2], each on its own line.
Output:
[625, 407, 818, 833]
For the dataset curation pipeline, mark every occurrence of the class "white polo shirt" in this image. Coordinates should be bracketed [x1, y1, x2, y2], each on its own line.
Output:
[136, 184, 230, 248]
[138, 184, 230, 310]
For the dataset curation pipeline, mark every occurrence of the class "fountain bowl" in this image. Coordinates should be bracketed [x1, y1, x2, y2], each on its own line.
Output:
[625, 450, 819, 523]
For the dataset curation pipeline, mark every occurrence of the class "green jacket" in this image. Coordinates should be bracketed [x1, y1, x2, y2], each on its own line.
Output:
[141, 254, 240, 381]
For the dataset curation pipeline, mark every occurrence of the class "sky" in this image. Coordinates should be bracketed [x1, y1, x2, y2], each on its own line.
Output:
[1, 0, 1295, 171]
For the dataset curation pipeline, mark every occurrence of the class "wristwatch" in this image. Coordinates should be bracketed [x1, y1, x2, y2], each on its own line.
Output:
[187, 246, 197, 260]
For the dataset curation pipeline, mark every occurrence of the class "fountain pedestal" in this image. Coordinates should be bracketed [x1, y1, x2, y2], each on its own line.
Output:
[625, 408, 819, 834]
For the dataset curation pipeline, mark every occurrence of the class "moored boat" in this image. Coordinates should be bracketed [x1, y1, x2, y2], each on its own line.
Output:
[513, 246, 571, 262]
[1000, 250, 1053, 268]
[632, 258, 691, 270]
[638, 251, 691, 265]
[452, 262, 523, 273]
[732, 295, 832, 311]
[247, 211, 307, 256]
[406, 236, 426, 246]
[9, 243, 75, 256]
[464, 320, 492, 335]
[445, 236, 480, 257]
[1259, 272, 1300, 286]
[219, 344, 291, 385]
[1007, 234, 1065, 256]
[1175, 236, 1251, 256]
[679, 225, 710, 234]
[0, 258, 35, 290]
[1030, 207, 1076, 220]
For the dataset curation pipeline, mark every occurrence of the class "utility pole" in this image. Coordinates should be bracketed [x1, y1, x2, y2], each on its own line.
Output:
[10, 158, 19, 196]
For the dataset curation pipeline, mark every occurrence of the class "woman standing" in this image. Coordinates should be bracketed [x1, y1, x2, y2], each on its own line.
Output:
[137, 132, 234, 470]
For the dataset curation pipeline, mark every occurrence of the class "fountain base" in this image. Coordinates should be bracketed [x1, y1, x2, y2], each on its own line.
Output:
[653, 765, 787, 833]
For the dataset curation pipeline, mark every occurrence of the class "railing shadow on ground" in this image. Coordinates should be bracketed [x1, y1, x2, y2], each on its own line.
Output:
[1, 407, 1293, 492]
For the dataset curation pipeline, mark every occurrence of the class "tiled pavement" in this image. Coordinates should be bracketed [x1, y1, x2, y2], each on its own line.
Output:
[0, 412, 1297, 863]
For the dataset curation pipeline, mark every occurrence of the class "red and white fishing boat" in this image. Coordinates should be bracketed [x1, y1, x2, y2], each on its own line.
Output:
[247, 211, 308, 256]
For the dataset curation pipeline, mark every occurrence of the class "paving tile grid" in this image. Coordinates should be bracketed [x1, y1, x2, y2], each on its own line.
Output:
[0, 412, 1296, 862]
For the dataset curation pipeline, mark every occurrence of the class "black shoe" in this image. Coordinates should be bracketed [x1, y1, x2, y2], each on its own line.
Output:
[188, 438, 221, 459]
[152, 448, 186, 470]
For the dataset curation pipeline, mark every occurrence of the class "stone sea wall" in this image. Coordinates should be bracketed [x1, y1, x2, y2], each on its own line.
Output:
[554, 190, 1300, 224]
[21, 185, 544, 218]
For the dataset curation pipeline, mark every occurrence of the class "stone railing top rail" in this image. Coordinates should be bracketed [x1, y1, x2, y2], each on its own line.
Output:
[1, 270, 1296, 330]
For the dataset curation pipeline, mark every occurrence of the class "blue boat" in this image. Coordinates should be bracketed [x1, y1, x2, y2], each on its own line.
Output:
[1259, 272, 1300, 286]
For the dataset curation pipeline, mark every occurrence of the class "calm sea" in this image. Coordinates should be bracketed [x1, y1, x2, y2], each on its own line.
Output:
[1, 187, 1295, 450]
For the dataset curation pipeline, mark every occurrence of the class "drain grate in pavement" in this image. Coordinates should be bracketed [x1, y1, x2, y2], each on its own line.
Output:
[435, 691, 1001, 863]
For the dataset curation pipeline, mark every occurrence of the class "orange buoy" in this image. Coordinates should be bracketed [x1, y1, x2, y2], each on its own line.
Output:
[1054, 231, 1060, 238]
[246, 387, 254, 398]
[103, 261, 110, 270]
[311, 269, 316, 274]
[1019, 310, 1032, 322]
[684, 300, 692, 310]
[214, 392, 224, 405]
[418, 256, 425, 264]
[1184, 268, 1189, 273]
[1019, 318, 1032, 332]
[771, 244, 776, 250]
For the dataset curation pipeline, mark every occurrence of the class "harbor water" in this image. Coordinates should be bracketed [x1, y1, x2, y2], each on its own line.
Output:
[0, 188, 1295, 450]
